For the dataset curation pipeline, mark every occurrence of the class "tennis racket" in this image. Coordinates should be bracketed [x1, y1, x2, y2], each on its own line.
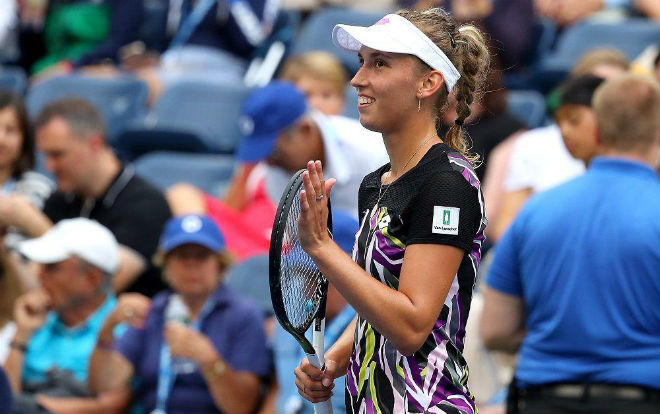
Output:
[269, 169, 333, 414]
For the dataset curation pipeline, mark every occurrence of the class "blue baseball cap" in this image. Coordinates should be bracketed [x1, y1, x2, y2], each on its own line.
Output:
[236, 81, 307, 162]
[159, 215, 226, 254]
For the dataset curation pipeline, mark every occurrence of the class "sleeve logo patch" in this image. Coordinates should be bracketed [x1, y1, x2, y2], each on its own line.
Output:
[432, 206, 460, 235]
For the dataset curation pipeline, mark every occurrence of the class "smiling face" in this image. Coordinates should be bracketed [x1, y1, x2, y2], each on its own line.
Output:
[350, 47, 424, 133]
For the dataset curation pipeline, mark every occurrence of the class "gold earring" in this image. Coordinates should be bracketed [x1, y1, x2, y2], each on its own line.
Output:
[417, 97, 421, 112]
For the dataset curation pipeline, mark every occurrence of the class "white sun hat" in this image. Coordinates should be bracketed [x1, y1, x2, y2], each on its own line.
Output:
[332, 13, 461, 91]
[18, 218, 120, 274]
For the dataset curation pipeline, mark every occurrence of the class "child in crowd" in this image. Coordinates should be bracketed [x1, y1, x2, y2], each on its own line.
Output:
[279, 51, 347, 116]
[554, 75, 605, 165]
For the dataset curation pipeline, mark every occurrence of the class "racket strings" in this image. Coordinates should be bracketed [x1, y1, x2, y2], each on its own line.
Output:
[280, 192, 325, 331]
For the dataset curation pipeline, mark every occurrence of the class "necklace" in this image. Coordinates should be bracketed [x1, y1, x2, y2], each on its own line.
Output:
[374, 136, 436, 210]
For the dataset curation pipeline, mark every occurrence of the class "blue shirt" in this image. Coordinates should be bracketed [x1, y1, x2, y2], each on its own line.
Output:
[115, 284, 270, 414]
[487, 157, 660, 389]
[274, 306, 355, 414]
[24, 295, 117, 384]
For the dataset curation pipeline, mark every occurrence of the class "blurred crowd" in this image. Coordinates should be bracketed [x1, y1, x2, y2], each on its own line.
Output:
[0, 0, 659, 413]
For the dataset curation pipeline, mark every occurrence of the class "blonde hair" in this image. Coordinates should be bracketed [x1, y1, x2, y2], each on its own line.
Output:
[280, 51, 348, 97]
[572, 48, 628, 76]
[397, 8, 490, 164]
[593, 74, 660, 152]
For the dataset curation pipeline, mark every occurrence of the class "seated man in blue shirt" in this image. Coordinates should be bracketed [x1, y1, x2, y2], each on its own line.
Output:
[481, 74, 660, 413]
[2, 218, 128, 414]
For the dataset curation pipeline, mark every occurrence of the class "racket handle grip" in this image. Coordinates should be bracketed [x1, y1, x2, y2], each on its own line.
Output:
[306, 353, 334, 414]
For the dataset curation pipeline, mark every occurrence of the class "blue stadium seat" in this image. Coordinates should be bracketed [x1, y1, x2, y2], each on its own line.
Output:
[132, 151, 235, 197]
[537, 19, 660, 77]
[0, 66, 27, 95]
[506, 90, 547, 129]
[144, 81, 251, 154]
[225, 254, 273, 316]
[290, 7, 385, 76]
[26, 75, 148, 141]
[114, 128, 208, 162]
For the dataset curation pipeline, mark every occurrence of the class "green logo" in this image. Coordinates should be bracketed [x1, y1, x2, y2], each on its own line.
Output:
[443, 210, 451, 225]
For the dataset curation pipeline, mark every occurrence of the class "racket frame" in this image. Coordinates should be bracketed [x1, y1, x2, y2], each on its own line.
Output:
[269, 169, 333, 414]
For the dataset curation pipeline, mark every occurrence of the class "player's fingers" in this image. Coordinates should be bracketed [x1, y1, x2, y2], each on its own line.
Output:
[302, 171, 321, 225]
[300, 189, 310, 213]
[314, 160, 326, 198]
[307, 160, 323, 199]
[295, 377, 333, 402]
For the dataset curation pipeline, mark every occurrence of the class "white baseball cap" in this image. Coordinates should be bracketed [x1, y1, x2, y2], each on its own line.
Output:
[19, 218, 120, 274]
[332, 13, 461, 91]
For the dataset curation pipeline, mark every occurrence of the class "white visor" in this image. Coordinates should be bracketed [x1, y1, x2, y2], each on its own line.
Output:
[332, 13, 460, 91]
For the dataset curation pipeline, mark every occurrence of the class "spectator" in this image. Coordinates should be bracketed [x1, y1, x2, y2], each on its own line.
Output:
[554, 75, 605, 164]
[0, 98, 171, 296]
[88, 214, 270, 414]
[3, 218, 129, 414]
[268, 211, 357, 414]
[21, 0, 143, 77]
[167, 81, 387, 260]
[489, 49, 629, 242]
[481, 74, 660, 413]
[135, 0, 279, 104]
[279, 51, 348, 116]
[0, 90, 54, 249]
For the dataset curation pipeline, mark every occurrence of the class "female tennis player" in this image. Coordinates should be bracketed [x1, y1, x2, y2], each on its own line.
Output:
[294, 8, 490, 414]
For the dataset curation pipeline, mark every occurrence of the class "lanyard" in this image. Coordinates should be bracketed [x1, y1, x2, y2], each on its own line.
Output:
[152, 294, 216, 414]
[169, 0, 217, 49]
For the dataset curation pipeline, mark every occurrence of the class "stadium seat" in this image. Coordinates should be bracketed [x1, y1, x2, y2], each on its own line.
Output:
[142, 81, 251, 154]
[132, 151, 236, 197]
[290, 7, 385, 76]
[26, 74, 148, 141]
[537, 19, 660, 78]
[225, 254, 273, 316]
[0, 66, 27, 95]
[114, 128, 209, 162]
[506, 90, 547, 129]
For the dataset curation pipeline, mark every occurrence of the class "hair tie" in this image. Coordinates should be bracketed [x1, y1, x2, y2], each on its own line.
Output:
[455, 119, 464, 126]
[447, 29, 456, 49]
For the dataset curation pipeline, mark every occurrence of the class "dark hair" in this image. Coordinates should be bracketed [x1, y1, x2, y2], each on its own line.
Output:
[34, 98, 107, 142]
[0, 90, 35, 178]
[559, 75, 605, 107]
[397, 8, 490, 164]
